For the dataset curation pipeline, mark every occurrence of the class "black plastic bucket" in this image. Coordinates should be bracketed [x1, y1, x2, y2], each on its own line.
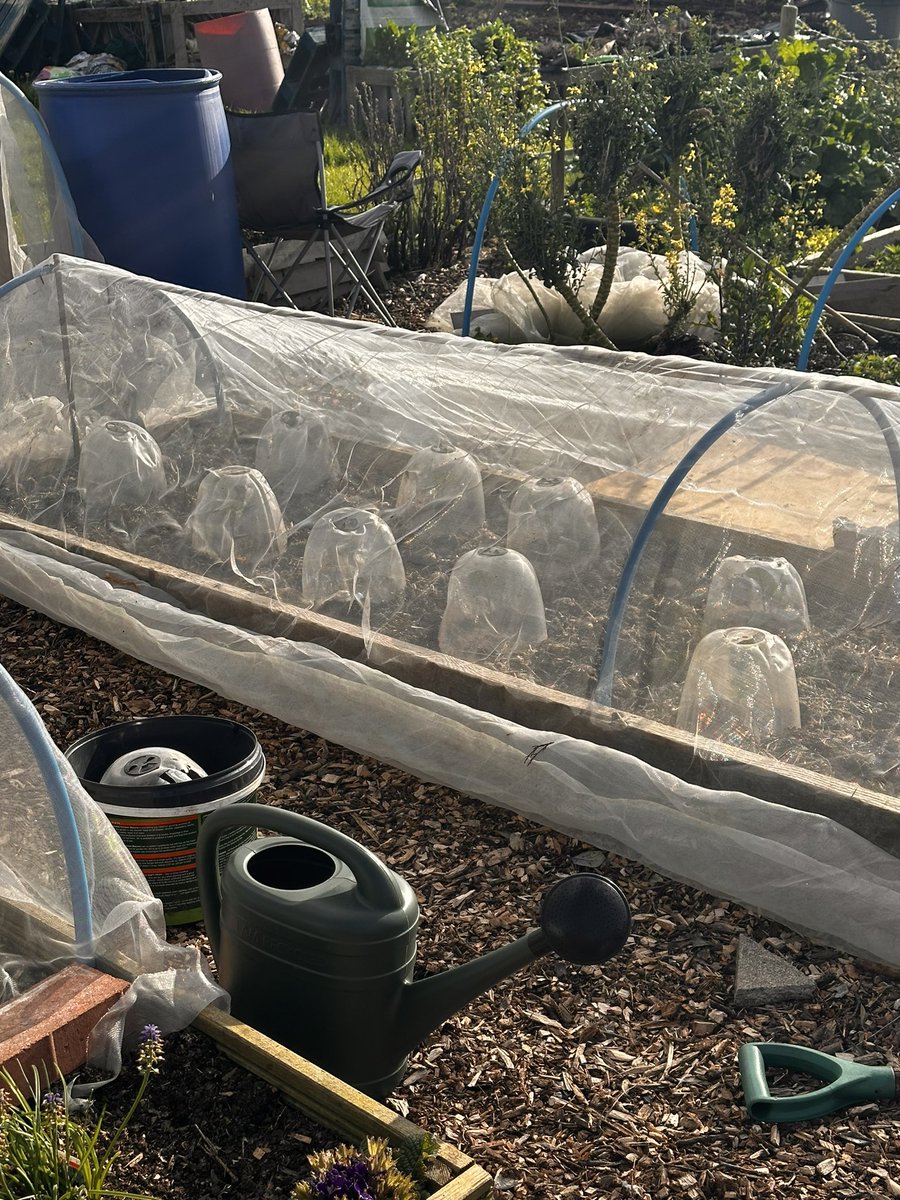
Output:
[66, 715, 265, 925]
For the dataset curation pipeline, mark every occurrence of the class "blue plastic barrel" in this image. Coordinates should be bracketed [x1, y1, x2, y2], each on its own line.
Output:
[35, 69, 246, 298]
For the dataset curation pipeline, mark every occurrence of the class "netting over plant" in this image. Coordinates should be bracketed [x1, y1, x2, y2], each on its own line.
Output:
[0, 661, 225, 1083]
[0, 255, 899, 965]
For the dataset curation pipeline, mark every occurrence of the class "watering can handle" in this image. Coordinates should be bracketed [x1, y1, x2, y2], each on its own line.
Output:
[196, 802, 407, 959]
[738, 1042, 897, 1124]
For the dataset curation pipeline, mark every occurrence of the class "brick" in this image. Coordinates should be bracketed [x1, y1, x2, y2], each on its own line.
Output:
[0, 963, 130, 1096]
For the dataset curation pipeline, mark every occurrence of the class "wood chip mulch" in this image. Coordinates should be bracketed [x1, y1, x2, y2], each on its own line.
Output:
[2, 593, 899, 1200]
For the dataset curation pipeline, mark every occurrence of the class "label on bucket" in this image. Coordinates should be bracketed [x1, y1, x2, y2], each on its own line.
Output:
[109, 810, 255, 925]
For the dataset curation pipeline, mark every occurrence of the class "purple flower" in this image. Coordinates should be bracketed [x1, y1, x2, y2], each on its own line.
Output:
[312, 1160, 375, 1200]
[136, 1024, 164, 1074]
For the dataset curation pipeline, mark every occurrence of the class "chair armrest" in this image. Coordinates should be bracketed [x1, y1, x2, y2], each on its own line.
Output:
[329, 150, 424, 214]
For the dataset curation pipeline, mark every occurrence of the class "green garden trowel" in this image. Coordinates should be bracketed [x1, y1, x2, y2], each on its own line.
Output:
[739, 1042, 899, 1123]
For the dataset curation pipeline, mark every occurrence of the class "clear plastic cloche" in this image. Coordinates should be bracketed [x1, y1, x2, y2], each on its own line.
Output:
[392, 443, 485, 554]
[438, 545, 547, 663]
[703, 555, 810, 637]
[677, 626, 801, 748]
[255, 408, 334, 511]
[0, 395, 73, 493]
[302, 506, 405, 610]
[77, 418, 167, 518]
[507, 476, 600, 587]
[186, 465, 287, 572]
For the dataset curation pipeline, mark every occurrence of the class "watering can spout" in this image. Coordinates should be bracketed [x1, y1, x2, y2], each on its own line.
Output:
[398, 929, 548, 1053]
[396, 874, 631, 1060]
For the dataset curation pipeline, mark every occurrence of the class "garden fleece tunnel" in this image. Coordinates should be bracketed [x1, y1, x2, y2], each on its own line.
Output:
[0, 254, 899, 969]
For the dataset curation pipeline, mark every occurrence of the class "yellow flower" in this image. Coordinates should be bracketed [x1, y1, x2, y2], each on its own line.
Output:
[711, 183, 737, 231]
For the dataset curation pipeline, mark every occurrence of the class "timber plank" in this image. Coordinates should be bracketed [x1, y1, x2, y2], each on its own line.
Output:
[817, 272, 900, 320]
[850, 222, 900, 266]
[193, 1009, 479, 1179]
[586, 430, 895, 551]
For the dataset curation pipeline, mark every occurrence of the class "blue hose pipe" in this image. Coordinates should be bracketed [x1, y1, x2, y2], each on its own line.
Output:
[797, 185, 900, 371]
[0, 259, 57, 300]
[0, 665, 94, 960]
[461, 101, 571, 339]
[591, 382, 795, 705]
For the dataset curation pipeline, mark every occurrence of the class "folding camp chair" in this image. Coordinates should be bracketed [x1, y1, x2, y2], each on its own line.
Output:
[226, 108, 422, 324]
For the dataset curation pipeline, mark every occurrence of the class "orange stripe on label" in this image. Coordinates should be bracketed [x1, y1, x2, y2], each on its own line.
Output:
[141, 864, 195, 876]
[113, 816, 198, 827]
[132, 848, 196, 861]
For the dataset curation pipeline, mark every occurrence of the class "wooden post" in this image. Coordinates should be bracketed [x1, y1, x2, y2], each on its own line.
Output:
[167, 0, 189, 66]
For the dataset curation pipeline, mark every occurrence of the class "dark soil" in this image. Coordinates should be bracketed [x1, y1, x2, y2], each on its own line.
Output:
[97, 1028, 336, 1200]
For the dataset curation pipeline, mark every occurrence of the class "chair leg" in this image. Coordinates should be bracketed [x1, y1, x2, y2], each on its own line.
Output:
[322, 228, 336, 318]
[246, 238, 297, 308]
[331, 230, 396, 327]
[247, 228, 394, 324]
[342, 228, 384, 318]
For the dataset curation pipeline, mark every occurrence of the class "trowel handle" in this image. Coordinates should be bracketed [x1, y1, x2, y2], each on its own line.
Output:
[196, 802, 407, 956]
[739, 1042, 898, 1124]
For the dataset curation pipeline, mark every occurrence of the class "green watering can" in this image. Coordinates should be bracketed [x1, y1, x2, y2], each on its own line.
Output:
[740, 1042, 899, 1123]
[197, 804, 632, 1097]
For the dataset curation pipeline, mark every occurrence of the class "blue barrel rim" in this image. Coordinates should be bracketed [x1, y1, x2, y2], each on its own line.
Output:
[34, 68, 223, 94]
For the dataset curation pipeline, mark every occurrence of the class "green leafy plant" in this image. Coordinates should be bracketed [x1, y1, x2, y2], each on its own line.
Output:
[292, 1135, 433, 1200]
[303, 0, 330, 24]
[869, 242, 900, 274]
[363, 22, 417, 68]
[489, 8, 900, 367]
[0, 1023, 164, 1200]
[351, 21, 548, 270]
[845, 352, 900, 385]
[392, 1132, 440, 1192]
[733, 37, 900, 228]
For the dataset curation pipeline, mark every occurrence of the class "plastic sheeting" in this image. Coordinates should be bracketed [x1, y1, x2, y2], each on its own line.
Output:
[0, 254, 899, 965]
[429, 249, 721, 348]
[0, 75, 99, 284]
[0, 652, 226, 1087]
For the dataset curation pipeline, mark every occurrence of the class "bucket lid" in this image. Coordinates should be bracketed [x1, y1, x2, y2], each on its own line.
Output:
[65, 714, 264, 809]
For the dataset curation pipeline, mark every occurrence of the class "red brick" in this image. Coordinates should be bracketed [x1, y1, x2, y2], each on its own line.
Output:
[0, 963, 130, 1096]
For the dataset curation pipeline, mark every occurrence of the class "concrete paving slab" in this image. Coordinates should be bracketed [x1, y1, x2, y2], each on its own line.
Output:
[733, 934, 817, 1007]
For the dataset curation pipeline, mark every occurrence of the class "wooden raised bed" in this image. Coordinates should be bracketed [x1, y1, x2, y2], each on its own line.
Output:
[810, 269, 900, 321]
[1, 502, 898, 858]
[0, 896, 491, 1200]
